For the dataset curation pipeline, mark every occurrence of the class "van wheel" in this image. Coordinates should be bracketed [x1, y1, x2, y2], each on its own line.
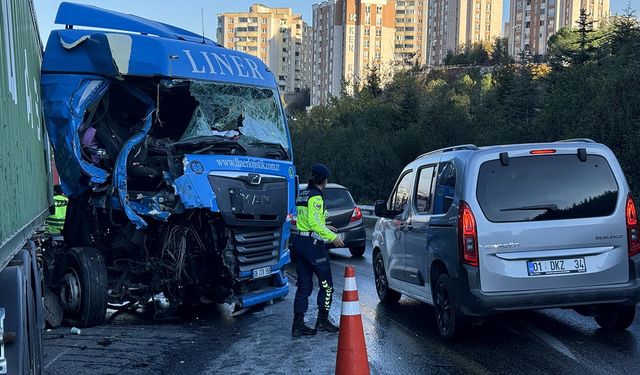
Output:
[59, 248, 108, 327]
[373, 251, 401, 303]
[594, 304, 636, 330]
[349, 245, 366, 258]
[434, 274, 471, 339]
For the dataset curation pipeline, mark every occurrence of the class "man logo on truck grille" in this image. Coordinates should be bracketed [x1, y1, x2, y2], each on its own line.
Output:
[240, 192, 270, 206]
[248, 173, 262, 185]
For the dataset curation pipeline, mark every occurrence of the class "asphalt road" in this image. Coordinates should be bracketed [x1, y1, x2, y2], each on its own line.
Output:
[43, 241, 640, 374]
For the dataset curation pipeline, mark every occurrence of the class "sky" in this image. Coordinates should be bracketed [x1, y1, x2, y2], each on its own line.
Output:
[34, 0, 634, 44]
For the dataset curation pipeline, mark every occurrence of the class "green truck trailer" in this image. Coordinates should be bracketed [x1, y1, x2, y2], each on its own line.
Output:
[0, 0, 49, 373]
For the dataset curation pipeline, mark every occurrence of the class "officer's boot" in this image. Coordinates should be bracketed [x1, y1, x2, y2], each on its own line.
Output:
[292, 313, 317, 338]
[315, 310, 339, 333]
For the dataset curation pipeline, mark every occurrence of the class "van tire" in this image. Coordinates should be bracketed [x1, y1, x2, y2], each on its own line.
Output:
[434, 274, 471, 340]
[373, 251, 401, 304]
[594, 304, 636, 330]
[59, 248, 108, 327]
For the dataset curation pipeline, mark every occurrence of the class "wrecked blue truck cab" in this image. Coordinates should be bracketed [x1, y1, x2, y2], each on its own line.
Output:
[41, 2, 293, 325]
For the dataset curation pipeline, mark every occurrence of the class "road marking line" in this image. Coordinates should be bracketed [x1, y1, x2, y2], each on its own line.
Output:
[521, 321, 578, 361]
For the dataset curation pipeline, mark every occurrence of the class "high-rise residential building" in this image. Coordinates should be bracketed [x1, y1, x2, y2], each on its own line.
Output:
[394, 1, 429, 67]
[507, 0, 609, 58]
[427, 0, 503, 66]
[508, 0, 560, 57]
[311, 0, 397, 107]
[216, 4, 312, 94]
[558, 0, 610, 29]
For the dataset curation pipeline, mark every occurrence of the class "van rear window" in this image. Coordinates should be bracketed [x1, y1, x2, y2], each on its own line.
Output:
[476, 154, 619, 222]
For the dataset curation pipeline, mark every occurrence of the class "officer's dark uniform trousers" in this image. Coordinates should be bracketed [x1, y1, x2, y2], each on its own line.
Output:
[293, 236, 333, 314]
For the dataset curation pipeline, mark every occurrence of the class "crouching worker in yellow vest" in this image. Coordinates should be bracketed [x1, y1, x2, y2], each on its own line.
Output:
[291, 164, 344, 338]
[46, 185, 68, 235]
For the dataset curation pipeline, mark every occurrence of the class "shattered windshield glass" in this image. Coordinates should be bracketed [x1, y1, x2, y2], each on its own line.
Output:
[181, 81, 289, 153]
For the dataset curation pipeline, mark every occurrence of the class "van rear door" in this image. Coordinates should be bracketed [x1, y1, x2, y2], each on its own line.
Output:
[473, 148, 629, 293]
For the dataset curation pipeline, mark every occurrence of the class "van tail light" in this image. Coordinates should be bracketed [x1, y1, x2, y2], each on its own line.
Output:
[350, 207, 363, 222]
[458, 201, 479, 267]
[626, 194, 640, 257]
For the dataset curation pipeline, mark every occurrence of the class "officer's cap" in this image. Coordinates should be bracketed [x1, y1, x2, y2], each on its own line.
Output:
[311, 164, 331, 179]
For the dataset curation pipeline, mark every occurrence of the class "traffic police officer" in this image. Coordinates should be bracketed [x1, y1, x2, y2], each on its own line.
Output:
[292, 164, 344, 338]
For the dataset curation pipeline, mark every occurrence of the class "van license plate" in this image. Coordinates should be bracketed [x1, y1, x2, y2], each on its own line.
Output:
[527, 257, 586, 276]
[252, 266, 271, 279]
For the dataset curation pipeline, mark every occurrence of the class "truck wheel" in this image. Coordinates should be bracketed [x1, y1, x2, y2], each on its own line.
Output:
[433, 273, 471, 340]
[594, 304, 636, 330]
[373, 251, 401, 304]
[349, 245, 366, 258]
[59, 248, 108, 327]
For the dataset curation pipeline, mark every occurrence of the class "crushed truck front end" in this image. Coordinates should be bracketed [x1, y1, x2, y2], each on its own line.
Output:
[40, 2, 293, 321]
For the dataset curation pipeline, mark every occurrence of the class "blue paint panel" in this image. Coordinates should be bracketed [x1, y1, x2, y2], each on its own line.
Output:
[41, 74, 110, 196]
[43, 30, 277, 88]
[240, 284, 289, 309]
[174, 155, 296, 218]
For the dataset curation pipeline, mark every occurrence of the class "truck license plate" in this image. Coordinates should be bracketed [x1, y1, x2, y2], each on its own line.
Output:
[527, 257, 586, 276]
[252, 266, 271, 279]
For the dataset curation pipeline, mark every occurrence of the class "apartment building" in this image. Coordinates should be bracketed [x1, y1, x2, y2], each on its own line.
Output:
[311, 0, 397, 106]
[507, 0, 609, 57]
[216, 4, 312, 94]
[427, 0, 503, 65]
[559, 0, 610, 29]
[394, 0, 429, 66]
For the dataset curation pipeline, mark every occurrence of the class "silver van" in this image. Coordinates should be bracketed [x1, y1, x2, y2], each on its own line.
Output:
[372, 140, 640, 339]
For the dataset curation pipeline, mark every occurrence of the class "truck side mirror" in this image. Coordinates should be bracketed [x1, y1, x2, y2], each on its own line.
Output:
[374, 200, 389, 218]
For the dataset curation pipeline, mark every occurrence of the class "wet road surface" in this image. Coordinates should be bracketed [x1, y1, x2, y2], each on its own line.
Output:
[43, 241, 640, 374]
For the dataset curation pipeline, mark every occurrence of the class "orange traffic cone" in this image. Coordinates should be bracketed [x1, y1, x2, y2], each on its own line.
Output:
[335, 265, 370, 375]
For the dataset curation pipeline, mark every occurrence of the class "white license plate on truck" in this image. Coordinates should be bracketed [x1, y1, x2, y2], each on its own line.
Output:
[527, 257, 586, 276]
[252, 266, 271, 279]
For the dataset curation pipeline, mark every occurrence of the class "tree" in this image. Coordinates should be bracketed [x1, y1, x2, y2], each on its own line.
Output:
[363, 65, 383, 97]
[575, 8, 595, 65]
[608, 6, 640, 58]
[490, 38, 512, 65]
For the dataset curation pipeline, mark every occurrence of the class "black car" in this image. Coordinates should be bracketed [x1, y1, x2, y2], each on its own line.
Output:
[291, 183, 366, 257]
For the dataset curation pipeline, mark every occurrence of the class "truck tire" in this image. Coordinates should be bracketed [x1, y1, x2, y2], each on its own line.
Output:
[59, 248, 108, 327]
[433, 273, 471, 340]
[594, 304, 636, 330]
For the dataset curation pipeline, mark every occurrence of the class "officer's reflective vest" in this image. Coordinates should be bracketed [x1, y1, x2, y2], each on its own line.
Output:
[46, 194, 68, 235]
[295, 185, 336, 242]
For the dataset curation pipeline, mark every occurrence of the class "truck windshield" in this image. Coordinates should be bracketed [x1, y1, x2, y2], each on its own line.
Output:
[181, 81, 289, 154]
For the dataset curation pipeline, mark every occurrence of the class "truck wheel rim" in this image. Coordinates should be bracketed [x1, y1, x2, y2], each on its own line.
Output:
[435, 282, 452, 333]
[61, 268, 81, 313]
[374, 256, 387, 296]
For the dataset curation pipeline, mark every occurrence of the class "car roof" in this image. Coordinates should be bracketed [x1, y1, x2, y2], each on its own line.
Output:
[415, 139, 603, 160]
[406, 139, 613, 169]
[299, 183, 348, 190]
